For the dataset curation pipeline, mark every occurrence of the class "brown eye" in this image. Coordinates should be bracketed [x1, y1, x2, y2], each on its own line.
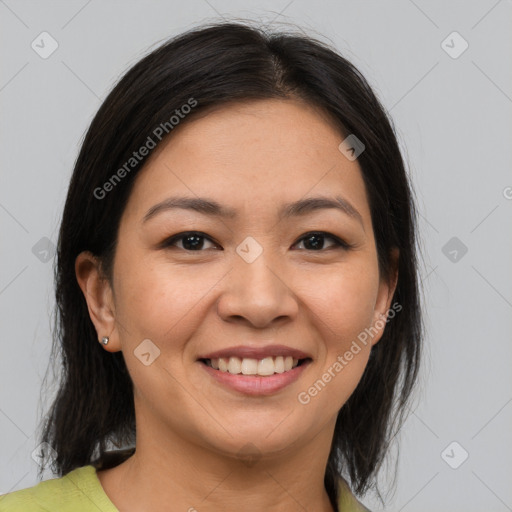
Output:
[162, 232, 220, 251]
[292, 232, 351, 251]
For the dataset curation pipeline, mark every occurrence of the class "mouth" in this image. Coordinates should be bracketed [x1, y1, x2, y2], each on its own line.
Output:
[197, 345, 313, 396]
[200, 355, 311, 376]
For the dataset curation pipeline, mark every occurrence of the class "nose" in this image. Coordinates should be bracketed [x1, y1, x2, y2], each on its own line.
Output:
[216, 252, 299, 329]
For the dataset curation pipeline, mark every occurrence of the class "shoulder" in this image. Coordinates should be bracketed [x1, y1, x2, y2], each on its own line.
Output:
[0, 465, 117, 512]
[337, 477, 372, 512]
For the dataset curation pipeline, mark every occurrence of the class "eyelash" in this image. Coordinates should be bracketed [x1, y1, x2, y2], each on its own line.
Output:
[160, 231, 353, 252]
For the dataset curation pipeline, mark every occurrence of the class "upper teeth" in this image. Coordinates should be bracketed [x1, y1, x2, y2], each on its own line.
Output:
[207, 356, 299, 376]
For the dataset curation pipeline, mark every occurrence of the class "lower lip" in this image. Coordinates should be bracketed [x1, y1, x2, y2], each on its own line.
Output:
[199, 360, 311, 396]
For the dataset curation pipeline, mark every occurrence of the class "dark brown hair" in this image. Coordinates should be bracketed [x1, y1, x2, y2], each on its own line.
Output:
[39, 20, 423, 509]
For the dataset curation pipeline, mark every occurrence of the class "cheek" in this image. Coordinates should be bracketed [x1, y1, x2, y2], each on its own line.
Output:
[306, 262, 379, 345]
[113, 256, 222, 345]
[317, 268, 379, 405]
[299, 281, 376, 414]
[296, 262, 378, 407]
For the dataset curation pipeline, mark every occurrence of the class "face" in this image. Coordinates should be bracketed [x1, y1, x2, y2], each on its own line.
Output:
[77, 98, 397, 462]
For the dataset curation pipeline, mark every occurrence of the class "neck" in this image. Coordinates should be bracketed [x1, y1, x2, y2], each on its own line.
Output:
[97, 415, 337, 512]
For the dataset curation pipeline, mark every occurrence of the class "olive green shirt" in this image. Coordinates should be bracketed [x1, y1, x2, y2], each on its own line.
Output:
[0, 455, 369, 511]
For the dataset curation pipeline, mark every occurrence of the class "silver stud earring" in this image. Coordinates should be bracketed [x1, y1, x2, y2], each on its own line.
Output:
[100, 336, 109, 345]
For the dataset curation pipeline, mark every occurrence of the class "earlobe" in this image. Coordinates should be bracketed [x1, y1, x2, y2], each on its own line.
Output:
[75, 251, 120, 351]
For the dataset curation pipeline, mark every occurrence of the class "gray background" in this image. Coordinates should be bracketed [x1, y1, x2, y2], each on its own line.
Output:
[1, 1, 511, 511]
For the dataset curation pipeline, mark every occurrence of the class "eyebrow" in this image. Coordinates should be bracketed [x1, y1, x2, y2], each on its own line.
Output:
[142, 195, 365, 229]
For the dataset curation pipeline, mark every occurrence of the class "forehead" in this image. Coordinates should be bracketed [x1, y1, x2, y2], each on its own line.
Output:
[121, 98, 372, 226]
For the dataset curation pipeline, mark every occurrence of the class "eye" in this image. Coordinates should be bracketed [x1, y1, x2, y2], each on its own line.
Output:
[160, 231, 352, 252]
[292, 232, 352, 251]
[161, 231, 220, 251]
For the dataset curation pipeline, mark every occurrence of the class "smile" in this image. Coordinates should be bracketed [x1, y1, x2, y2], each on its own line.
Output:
[202, 356, 307, 376]
[198, 355, 312, 396]
[197, 345, 313, 395]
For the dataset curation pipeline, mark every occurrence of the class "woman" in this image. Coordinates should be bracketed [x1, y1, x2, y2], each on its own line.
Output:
[1, 21, 422, 512]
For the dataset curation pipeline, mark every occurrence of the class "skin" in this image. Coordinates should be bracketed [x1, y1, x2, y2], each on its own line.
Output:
[76, 98, 398, 512]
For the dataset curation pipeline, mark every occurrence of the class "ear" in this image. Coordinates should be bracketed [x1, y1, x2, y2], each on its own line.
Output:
[75, 251, 120, 352]
[370, 247, 400, 347]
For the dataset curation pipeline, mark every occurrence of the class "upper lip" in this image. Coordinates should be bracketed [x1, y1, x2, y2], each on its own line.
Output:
[199, 344, 312, 361]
